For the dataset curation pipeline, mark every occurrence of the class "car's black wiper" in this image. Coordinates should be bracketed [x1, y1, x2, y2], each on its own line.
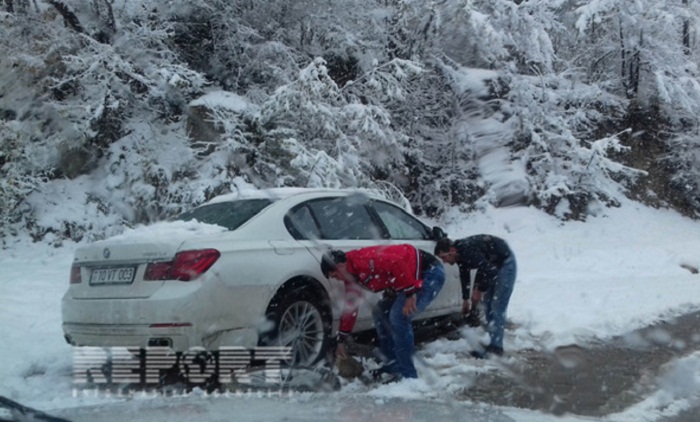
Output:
[0, 396, 71, 422]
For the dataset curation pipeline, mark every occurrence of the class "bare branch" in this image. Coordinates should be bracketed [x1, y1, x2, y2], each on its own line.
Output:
[82, 0, 118, 43]
[46, 0, 84, 34]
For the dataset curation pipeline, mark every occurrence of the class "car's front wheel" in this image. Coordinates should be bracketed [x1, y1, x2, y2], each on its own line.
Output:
[260, 284, 332, 366]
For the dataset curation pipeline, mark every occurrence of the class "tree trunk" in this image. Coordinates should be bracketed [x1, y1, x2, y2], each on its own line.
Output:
[92, 0, 116, 44]
[629, 30, 642, 97]
[46, 0, 85, 34]
[619, 11, 642, 100]
[683, 0, 691, 56]
[619, 14, 629, 97]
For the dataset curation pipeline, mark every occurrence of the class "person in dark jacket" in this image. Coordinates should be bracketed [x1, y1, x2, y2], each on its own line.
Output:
[434, 235, 516, 358]
[320, 244, 445, 379]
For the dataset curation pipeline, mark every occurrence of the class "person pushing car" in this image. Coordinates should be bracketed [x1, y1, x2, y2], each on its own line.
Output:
[320, 244, 445, 379]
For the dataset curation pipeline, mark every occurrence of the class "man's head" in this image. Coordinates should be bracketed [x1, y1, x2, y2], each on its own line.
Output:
[320, 250, 348, 280]
[434, 238, 458, 265]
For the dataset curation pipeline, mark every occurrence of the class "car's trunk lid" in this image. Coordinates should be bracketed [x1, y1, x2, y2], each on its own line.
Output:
[70, 241, 180, 299]
[68, 220, 228, 299]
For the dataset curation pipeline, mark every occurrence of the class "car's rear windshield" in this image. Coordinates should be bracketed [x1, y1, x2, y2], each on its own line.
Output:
[176, 198, 273, 230]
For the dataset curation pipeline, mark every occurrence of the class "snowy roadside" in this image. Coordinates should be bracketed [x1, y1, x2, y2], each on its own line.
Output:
[2, 202, 700, 420]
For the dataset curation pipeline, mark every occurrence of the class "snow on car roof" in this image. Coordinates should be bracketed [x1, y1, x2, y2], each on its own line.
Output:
[203, 183, 414, 214]
[91, 219, 229, 245]
[206, 187, 388, 204]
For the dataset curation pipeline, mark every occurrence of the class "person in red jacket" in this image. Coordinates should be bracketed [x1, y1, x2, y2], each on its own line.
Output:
[320, 244, 445, 379]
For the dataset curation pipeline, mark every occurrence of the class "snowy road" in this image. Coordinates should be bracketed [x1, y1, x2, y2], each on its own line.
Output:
[6, 311, 699, 422]
[453, 311, 700, 418]
[4, 202, 700, 421]
[49, 392, 599, 422]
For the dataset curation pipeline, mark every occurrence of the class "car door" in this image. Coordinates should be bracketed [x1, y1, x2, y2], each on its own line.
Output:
[368, 200, 462, 316]
[284, 196, 390, 331]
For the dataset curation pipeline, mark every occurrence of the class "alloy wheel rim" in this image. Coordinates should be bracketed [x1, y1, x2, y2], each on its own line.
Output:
[278, 301, 324, 365]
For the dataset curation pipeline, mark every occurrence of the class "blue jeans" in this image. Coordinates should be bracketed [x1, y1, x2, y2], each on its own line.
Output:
[481, 254, 516, 350]
[372, 263, 446, 378]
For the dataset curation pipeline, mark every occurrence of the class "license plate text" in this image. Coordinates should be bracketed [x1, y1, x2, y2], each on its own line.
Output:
[90, 267, 136, 285]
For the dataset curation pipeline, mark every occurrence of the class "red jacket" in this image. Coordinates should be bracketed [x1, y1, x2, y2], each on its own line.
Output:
[338, 244, 423, 335]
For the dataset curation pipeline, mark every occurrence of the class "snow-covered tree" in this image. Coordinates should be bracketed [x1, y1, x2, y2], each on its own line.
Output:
[257, 57, 408, 189]
[4, 0, 700, 245]
[570, 0, 700, 216]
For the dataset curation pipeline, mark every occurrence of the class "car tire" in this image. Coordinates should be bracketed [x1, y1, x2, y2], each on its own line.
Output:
[260, 285, 332, 367]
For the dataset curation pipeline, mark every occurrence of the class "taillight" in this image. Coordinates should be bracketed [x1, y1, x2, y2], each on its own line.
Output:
[144, 249, 220, 282]
[144, 261, 172, 281]
[172, 249, 220, 281]
[70, 265, 82, 284]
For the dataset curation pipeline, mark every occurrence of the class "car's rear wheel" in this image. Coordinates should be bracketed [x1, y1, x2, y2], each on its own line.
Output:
[260, 284, 332, 366]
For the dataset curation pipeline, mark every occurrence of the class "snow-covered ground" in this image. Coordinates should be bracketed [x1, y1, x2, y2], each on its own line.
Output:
[2, 199, 700, 421]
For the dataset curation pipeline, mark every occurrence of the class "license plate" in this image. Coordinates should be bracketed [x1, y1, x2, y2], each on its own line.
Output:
[89, 267, 136, 285]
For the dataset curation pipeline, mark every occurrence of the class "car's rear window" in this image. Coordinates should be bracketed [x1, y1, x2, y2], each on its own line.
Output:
[176, 198, 273, 230]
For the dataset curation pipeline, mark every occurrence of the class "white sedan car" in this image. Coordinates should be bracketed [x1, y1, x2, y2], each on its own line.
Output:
[62, 188, 461, 365]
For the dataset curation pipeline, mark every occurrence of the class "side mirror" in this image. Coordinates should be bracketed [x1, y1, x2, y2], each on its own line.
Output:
[431, 226, 447, 241]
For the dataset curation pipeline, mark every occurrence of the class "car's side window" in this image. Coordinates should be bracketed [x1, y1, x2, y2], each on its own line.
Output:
[307, 198, 383, 240]
[285, 205, 322, 240]
[371, 200, 430, 240]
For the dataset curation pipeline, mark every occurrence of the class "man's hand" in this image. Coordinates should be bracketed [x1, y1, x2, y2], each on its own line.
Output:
[471, 289, 482, 304]
[463, 289, 483, 313]
[403, 295, 418, 316]
[335, 341, 348, 359]
[461, 299, 472, 315]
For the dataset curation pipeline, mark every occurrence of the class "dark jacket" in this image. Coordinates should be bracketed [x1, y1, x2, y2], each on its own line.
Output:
[454, 235, 512, 299]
